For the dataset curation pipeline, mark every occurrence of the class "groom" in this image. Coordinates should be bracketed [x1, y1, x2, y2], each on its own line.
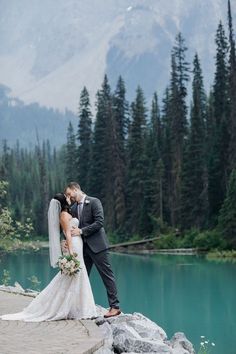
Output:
[65, 181, 121, 318]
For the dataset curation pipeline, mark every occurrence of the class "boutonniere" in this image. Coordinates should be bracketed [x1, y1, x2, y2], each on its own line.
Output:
[85, 199, 90, 205]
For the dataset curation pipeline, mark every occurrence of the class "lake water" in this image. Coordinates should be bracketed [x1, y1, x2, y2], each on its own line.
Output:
[0, 249, 235, 354]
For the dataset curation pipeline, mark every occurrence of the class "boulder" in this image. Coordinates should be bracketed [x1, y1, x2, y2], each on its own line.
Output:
[103, 313, 140, 325]
[102, 312, 167, 341]
[99, 321, 114, 349]
[112, 322, 172, 353]
[93, 315, 115, 354]
[129, 312, 167, 341]
[95, 311, 195, 354]
[169, 332, 195, 354]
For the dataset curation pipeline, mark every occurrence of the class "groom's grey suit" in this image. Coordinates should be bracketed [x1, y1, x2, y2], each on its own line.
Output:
[71, 195, 120, 309]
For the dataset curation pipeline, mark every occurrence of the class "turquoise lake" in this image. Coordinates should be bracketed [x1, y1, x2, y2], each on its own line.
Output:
[0, 250, 235, 354]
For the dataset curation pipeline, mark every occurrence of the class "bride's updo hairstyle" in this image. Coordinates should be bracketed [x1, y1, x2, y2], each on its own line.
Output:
[53, 193, 70, 213]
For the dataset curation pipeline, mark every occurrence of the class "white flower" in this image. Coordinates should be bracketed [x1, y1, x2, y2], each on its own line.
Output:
[200, 336, 205, 338]
[57, 255, 81, 276]
[212, 342, 215, 346]
[200, 342, 204, 346]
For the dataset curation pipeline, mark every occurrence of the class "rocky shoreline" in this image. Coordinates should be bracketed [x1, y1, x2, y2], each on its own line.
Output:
[94, 309, 195, 354]
[0, 283, 195, 354]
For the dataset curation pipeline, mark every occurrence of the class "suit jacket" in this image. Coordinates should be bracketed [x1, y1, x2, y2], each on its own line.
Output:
[71, 195, 109, 253]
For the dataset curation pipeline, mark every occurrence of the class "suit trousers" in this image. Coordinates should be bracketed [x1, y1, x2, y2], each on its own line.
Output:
[83, 243, 120, 309]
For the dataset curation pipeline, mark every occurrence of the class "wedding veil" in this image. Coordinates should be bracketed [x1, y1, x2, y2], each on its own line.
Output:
[48, 198, 62, 267]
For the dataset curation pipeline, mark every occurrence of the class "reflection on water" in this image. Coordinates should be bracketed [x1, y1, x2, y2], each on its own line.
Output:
[0, 250, 235, 354]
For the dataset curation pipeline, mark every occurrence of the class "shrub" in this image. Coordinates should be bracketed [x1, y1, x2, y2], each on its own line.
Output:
[178, 228, 199, 248]
[154, 233, 179, 249]
[0, 180, 34, 251]
[193, 229, 226, 250]
[1, 269, 11, 286]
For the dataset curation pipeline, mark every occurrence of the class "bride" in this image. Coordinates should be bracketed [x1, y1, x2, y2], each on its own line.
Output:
[0, 193, 97, 321]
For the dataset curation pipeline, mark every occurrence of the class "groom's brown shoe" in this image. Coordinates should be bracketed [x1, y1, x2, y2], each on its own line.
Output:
[104, 308, 121, 318]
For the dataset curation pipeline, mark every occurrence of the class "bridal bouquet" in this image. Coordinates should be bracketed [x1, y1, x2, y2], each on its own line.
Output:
[57, 253, 81, 276]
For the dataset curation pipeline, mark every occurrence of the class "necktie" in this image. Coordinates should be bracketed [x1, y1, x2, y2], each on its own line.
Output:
[77, 202, 83, 220]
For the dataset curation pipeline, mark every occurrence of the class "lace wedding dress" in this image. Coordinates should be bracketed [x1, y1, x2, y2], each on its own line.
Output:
[0, 218, 97, 322]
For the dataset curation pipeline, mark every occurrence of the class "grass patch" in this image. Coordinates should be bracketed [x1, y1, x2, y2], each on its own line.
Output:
[206, 249, 236, 262]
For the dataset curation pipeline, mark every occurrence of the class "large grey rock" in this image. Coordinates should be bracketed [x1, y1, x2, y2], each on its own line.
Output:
[94, 312, 116, 353]
[99, 321, 114, 348]
[105, 312, 167, 342]
[114, 335, 172, 353]
[128, 319, 166, 341]
[112, 322, 141, 341]
[112, 323, 172, 353]
[130, 312, 167, 341]
[169, 332, 195, 354]
[104, 312, 166, 337]
[103, 313, 140, 325]
[95, 312, 195, 353]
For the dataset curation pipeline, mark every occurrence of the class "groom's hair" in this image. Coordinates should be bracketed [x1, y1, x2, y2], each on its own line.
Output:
[66, 182, 81, 190]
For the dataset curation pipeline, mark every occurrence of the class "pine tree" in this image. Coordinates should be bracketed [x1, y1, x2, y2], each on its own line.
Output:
[77, 87, 92, 191]
[169, 33, 189, 226]
[126, 86, 148, 235]
[218, 169, 236, 248]
[150, 92, 162, 154]
[181, 54, 208, 230]
[35, 141, 49, 235]
[208, 22, 229, 224]
[66, 121, 77, 183]
[205, 90, 215, 158]
[145, 93, 164, 231]
[111, 76, 128, 231]
[89, 75, 116, 229]
[113, 76, 129, 143]
[161, 88, 172, 224]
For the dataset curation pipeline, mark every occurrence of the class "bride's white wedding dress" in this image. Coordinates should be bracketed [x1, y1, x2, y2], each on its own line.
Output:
[0, 218, 97, 322]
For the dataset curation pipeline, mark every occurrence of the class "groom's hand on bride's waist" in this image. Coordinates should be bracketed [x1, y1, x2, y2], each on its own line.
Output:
[71, 226, 82, 236]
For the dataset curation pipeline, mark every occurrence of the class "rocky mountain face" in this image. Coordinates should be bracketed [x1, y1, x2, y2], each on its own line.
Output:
[0, 0, 235, 145]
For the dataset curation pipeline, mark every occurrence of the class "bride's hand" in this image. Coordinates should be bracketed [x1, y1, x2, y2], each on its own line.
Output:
[71, 226, 81, 236]
[61, 240, 68, 253]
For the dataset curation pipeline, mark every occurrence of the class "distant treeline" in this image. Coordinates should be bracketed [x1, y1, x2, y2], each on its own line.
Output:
[0, 84, 77, 147]
[1, 1, 236, 248]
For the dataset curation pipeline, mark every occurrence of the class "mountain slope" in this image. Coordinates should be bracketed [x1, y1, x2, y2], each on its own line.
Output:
[0, 85, 77, 147]
[0, 0, 235, 113]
